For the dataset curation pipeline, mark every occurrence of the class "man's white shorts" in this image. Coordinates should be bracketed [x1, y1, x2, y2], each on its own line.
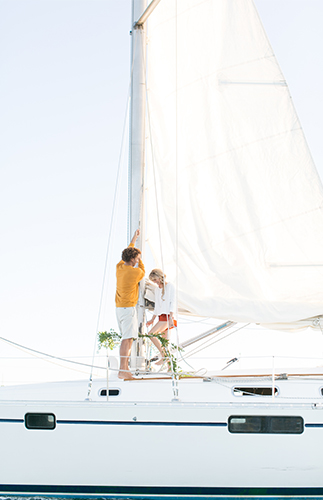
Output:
[116, 307, 138, 340]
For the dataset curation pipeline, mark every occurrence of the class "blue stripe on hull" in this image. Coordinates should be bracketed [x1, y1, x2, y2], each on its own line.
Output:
[1, 485, 323, 498]
[0, 419, 23, 423]
[0, 418, 227, 427]
[57, 420, 227, 426]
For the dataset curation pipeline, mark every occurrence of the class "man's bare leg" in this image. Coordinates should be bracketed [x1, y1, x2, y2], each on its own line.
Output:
[118, 338, 134, 379]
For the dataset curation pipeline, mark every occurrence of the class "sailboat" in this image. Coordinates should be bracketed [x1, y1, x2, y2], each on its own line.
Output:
[1, 0, 323, 498]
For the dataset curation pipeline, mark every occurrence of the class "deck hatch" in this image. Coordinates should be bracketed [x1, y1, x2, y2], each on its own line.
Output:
[25, 413, 56, 430]
[228, 415, 303, 434]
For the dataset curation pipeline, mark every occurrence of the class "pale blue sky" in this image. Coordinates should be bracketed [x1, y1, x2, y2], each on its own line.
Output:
[0, 1, 322, 384]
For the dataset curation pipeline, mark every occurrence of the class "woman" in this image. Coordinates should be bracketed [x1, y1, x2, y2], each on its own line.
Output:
[146, 269, 177, 365]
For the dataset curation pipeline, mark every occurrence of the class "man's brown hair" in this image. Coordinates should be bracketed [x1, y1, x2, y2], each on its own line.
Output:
[122, 246, 141, 263]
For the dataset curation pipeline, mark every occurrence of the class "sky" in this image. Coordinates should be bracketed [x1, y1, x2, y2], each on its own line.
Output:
[0, 0, 323, 386]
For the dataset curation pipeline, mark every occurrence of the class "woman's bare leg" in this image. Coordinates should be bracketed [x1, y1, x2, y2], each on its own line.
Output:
[148, 321, 170, 365]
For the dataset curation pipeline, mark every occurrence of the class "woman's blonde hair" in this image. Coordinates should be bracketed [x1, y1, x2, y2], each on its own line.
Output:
[149, 268, 166, 298]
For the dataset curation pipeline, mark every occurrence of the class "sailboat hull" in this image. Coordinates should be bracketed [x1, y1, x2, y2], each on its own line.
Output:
[1, 379, 323, 499]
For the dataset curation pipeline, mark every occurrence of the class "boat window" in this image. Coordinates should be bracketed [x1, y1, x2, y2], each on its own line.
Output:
[99, 388, 120, 397]
[25, 413, 56, 430]
[228, 415, 303, 434]
[233, 387, 278, 396]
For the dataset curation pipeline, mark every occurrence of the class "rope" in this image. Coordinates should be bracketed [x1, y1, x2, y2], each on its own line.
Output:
[136, 25, 145, 242]
[181, 323, 250, 361]
[0, 335, 106, 371]
[145, 21, 176, 380]
[2, 331, 323, 391]
[209, 374, 323, 401]
[173, 0, 179, 397]
[318, 318, 323, 344]
[145, 59, 165, 275]
[86, 33, 139, 398]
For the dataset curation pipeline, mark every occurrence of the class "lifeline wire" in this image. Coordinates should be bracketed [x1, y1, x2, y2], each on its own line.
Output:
[0, 335, 105, 371]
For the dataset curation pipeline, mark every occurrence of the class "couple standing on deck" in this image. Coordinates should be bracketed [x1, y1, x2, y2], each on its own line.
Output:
[115, 229, 176, 380]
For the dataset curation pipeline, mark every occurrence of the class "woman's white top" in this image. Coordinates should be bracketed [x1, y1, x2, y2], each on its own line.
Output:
[154, 282, 176, 316]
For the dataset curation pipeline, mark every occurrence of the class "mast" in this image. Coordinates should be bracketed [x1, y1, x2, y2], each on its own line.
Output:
[129, 0, 162, 240]
[129, 0, 147, 369]
[129, 0, 162, 370]
[129, 0, 146, 244]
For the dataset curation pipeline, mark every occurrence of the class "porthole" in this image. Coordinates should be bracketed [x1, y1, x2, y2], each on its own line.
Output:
[228, 415, 303, 434]
[99, 388, 120, 397]
[25, 413, 56, 430]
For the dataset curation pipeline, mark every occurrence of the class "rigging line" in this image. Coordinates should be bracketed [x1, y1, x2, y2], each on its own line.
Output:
[0, 336, 94, 376]
[177, 347, 196, 372]
[180, 324, 238, 358]
[137, 29, 145, 241]
[188, 323, 250, 357]
[0, 336, 106, 371]
[128, 24, 142, 240]
[210, 374, 323, 401]
[179, 317, 217, 325]
[174, 0, 180, 373]
[318, 319, 323, 357]
[144, 6, 178, 377]
[182, 323, 250, 361]
[145, 40, 165, 277]
[27, 349, 97, 377]
[144, 18, 171, 357]
[87, 34, 138, 395]
[0, 355, 102, 360]
[87, 96, 130, 385]
[183, 353, 323, 362]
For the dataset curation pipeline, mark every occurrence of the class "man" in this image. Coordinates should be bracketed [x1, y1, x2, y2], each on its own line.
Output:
[116, 229, 145, 379]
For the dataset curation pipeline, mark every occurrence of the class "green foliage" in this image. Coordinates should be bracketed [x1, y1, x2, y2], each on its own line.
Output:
[97, 329, 183, 375]
[98, 329, 122, 351]
[140, 333, 183, 375]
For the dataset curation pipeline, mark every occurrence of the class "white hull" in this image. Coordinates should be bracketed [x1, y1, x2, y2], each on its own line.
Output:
[1, 373, 323, 498]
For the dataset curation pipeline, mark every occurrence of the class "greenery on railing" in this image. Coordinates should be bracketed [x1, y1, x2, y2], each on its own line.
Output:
[98, 329, 122, 351]
[97, 329, 182, 375]
[140, 333, 183, 374]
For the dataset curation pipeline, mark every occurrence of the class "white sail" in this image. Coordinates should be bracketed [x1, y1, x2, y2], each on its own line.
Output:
[145, 0, 323, 325]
